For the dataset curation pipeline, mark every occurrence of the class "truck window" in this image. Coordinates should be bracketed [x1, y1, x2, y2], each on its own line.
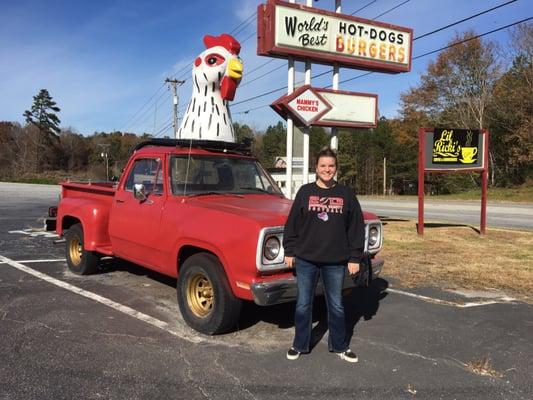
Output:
[169, 155, 282, 196]
[124, 158, 163, 194]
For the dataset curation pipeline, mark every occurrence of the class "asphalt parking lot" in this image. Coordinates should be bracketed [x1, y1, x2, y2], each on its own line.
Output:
[1, 183, 532, 400]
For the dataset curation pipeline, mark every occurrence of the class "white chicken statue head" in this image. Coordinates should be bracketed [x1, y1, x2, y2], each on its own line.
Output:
[178, 33, 243, 142]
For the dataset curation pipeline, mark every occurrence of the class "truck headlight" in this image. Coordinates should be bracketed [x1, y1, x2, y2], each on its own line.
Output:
[264, 237, 280, 260]
[368, 226, 379, 247]
[256, 227, 285, 271]
[365, 221, 383, 254]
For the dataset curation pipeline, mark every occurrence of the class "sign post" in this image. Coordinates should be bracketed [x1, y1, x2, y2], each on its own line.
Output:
[418, 128, 490, 235]
[257, 0, 413, 196]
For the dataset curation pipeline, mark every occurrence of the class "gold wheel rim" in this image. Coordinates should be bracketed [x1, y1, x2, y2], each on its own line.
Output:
[186, 273, 213, 318]
[69, 235, 83, 266]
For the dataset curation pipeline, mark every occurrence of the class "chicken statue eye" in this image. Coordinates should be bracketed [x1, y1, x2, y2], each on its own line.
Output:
[204, 53, 225, 67]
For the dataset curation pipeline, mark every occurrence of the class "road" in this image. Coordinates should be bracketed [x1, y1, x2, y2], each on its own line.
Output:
[359, 197, 533, 231]
[1, 182, 532, 399]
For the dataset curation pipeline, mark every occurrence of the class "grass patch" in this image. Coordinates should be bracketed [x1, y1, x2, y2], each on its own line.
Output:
[380, 220, 533, 302]
[9, 177, 59, 185]
[362, 180, 533, 203]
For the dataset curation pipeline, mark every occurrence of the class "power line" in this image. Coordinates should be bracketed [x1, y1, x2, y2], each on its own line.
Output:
[372, 0, 410, 20]
[233, 16, 531, 112]
[351, 0, 378, 16]
[233, 0, 521, 105]
[232, 12, 257, 37]
[412, 16, 532, 60]
[414, 0, 518, 41]
[120, 10, 257, 134]
[234, 0, 413, 90]
[245, 58, 277, 78]
[123, 87, 169, 133]
[230, 12, 257, 35]
[240, 63, 286, 88]
[118, 83, 166, 132]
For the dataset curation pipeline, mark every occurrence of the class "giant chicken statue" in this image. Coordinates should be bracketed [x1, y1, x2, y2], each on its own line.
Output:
[177, 34, 243, 142]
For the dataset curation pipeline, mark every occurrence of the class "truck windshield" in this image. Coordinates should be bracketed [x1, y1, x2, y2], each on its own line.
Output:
[169, 155, 283, 196]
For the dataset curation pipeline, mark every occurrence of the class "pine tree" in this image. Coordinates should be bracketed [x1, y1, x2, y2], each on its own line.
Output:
[23, 89, 61, 136]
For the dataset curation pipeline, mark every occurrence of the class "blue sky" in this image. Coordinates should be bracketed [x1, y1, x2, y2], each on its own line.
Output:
[0, 0, 530, 136]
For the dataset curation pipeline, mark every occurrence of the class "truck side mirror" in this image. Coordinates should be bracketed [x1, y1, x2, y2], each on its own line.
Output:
[133, 183, 147, 202]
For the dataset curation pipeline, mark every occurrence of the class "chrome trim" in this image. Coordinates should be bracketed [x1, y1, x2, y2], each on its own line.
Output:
[365, 219, 383, 255]
[256, 226, 286, 272]
[251, 258, 384, 306]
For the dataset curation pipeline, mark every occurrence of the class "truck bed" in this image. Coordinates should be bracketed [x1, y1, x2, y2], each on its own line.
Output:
[61, 181, 117, 198]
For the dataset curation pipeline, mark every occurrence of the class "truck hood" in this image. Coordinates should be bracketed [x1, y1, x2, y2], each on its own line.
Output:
[184, 194, 292, 226]
[183, 194, 378, 226]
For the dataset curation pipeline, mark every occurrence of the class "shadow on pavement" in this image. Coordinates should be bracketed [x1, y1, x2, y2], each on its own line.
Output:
[417, 222, 480, 234]
[94, 257, 389, 339]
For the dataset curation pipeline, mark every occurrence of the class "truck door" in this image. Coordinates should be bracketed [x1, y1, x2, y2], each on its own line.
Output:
[109, 156, 166, 269]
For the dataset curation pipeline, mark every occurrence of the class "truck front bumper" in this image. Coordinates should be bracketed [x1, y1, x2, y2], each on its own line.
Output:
[251, 258, 384, 306]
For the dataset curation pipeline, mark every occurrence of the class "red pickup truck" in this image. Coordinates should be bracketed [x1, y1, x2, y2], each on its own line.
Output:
[53, 139, 383, 334]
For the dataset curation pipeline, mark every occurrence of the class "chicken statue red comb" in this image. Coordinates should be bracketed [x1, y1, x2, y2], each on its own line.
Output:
[203, 34, 241, 56]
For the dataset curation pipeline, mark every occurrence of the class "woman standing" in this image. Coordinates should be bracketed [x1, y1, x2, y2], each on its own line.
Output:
[283, 147, 365, 362]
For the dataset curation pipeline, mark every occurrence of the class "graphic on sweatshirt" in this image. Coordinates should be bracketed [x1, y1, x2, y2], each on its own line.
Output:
[317, 211, 329, 221]
[308, 196, 344, 214]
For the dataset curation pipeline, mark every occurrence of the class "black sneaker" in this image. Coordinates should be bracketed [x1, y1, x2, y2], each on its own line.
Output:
[286, 347, 301, 360]
[338, 349, 358, 363]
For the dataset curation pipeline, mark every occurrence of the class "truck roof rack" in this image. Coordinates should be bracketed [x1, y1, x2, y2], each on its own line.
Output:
[132, 138, 253, 156]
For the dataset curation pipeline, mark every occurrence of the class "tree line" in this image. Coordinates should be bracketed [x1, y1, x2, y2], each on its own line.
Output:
[1, 26, 531, 194]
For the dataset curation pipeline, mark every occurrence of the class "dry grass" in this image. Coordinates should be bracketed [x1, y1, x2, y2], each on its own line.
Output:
[380, 220, 533, 302]
[465, 356, 504, 378]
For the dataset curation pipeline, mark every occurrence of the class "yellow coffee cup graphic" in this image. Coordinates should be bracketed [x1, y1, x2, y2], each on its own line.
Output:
[460, 146, 478, 163]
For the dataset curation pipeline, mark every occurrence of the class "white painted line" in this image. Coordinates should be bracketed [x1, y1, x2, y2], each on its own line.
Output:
[8, 229, 59, 238]
[0, 254, 222, 345]
[14, 259, 67, 263]
[387, 288, 515, 308]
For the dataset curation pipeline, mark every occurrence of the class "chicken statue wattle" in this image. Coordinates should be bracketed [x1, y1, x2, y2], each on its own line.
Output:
[178, 34, 243, 142]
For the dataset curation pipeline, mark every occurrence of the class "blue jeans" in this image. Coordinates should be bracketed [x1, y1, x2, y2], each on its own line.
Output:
[292, 257, 348, 353]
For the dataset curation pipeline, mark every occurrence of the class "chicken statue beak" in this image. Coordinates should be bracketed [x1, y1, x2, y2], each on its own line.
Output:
[221, 58, 243, 101]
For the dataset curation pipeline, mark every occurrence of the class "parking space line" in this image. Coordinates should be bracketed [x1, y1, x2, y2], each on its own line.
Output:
[8, 259, 66, 263]
[0, 254, 211, 345]
[386, 288, 516, 308]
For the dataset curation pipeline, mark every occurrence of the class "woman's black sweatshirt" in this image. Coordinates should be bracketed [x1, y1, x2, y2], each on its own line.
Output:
[283, 182, 365, 264]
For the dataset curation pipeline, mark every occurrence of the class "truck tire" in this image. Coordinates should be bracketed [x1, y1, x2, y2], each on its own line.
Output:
[177, 253, 242, 335]
[65, 223, 99, 275]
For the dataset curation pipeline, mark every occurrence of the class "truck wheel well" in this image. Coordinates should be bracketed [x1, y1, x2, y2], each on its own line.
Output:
[178, 246, 217, 274]
[62, 216, 81, 231]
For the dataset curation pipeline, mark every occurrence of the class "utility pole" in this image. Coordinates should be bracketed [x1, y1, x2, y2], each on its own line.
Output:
[165, 78, 185, 138]
[97, 143, 110, 181]
[383, 156, 387, 196]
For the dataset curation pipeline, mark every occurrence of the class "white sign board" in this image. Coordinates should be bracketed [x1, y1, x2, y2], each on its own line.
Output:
[258, 0, 413, 73]
[271, 85, 378, 128]
[319, 91, 377, 126]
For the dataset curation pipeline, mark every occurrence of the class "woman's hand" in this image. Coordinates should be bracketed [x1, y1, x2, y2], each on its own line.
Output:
[348, 262, 360, 275]
[284, 256, 295, 268]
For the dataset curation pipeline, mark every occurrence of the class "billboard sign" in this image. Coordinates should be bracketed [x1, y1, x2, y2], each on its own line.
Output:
[258, 0, 413, 73]
[424, 128, 485, 171]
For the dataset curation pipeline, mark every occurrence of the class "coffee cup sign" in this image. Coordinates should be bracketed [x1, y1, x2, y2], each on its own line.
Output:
[461, 147, 478, 164]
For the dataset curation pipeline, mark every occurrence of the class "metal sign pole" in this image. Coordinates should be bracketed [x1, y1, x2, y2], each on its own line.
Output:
[480, 129, 489, 235]
[418, 128, 426, 235]
[331, 0, 341, 151]
[302, 0, 313, 185]
[285, 0, 296, 199]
